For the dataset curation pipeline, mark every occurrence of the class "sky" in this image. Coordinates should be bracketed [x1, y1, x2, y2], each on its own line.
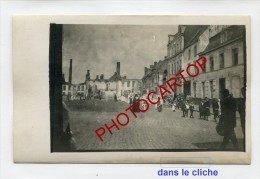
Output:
[62, 24, 178, 84]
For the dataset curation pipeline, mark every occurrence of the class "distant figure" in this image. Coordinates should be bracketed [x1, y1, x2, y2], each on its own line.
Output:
[129, 92, 133, 105]
[219, 89, 238, 150]
[189, 101, 194, 118]
[157, 97, 163, 112]
[114, 93, 117, 102]
[181, 100, 186, 117]
[172, 102, 176, 112]
[199, 100, 205, 119]
[204, 97, 210, 121]
[185, 101, 189, 116]
[212, 98, 220, 122]
[132, 94, 140, 112]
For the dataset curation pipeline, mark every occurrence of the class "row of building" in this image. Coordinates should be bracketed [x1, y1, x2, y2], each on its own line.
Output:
[62, 60, 142, 100]
[142, 25, 246, 99]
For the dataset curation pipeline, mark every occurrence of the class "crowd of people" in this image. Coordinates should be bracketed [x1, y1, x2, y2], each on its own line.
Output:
[169, 96, 220, 122]
[124, 88, 245, 150]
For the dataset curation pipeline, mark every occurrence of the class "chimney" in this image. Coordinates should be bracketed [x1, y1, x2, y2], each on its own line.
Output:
[96, 75, 99, 80]
[154, 62, 158, 66]
[69, 59, 72, 84]
[86, 70, 91, 81]
[116, 62, 120, 77]
[100, 74, 104, 80]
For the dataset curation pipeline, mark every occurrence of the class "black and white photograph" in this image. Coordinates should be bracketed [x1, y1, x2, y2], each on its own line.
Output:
[50, 24, 247, 152]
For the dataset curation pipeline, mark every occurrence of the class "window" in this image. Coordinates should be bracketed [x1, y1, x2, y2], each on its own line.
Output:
[187, 63, 191, 74]
[132, 81, 135, 87]
[127, 81, 130, 87]
[210, 80, 214, 98]
[69, 85, 71, 90]
[171, 64, 173, 74]
[193, 82, 196, 98]
[77, 86, 80, 90]
[188, 49, 191, 60]
[232, 48, 238, 66]
[194, 45, 197, 57]
[202, 82, 205, 98]
[174, 63, 176, 74]
[220, 31, 228, 43]
[219, 53, 225, 69]
[63, 85, 66, 90]
[203, 63, 206, 73]
[210, 56, 214, 71]
[81, 86, 84, 91]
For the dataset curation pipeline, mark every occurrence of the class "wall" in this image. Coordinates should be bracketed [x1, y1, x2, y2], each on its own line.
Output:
[192, 39, 244, 99]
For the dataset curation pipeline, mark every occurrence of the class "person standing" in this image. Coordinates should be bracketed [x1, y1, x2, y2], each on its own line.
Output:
[212, 98, 220, 122]
[185, 101, 189, 116]
[204, 97, 210, 121]
[219, 89, 238, 150]
[181, 100, 186, 117]
[189, 101, 194, 118]
[132, 94, 140, 112]
[129, 92, 134, 105]
[199, 100, 205, 119]
[114, 93, 117, 102]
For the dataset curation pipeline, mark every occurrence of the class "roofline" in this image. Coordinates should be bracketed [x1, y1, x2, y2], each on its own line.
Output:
[198, 36, 243, 56]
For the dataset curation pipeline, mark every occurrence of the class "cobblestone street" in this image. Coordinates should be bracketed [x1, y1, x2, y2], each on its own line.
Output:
[67, 100, 244, 151]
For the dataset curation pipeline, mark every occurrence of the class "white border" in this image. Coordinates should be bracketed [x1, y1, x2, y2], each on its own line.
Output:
[1, 1, 260, 179]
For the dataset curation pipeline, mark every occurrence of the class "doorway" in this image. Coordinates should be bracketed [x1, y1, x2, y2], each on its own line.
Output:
[184, 81, 191, 97]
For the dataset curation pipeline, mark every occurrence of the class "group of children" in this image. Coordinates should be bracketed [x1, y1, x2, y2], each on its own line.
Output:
[172, 99, 195, 118]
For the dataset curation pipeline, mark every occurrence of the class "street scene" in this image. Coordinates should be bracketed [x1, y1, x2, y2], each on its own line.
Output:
[53, 24, 246, 151]
[64, 99, 244, 151]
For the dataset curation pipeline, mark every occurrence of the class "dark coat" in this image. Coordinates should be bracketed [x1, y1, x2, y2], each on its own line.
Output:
[212, 101, 219, 110]
[204, 101, 210, 116]
[132, 96, 140, 112]
[220, 95, 237, 128]
[199, 102, 204, 113]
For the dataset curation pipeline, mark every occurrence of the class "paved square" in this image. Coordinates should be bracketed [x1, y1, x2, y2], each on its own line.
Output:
[66, 99, 244, 151]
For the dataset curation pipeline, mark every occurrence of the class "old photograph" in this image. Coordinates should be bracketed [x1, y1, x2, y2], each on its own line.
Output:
[50, 24, 247, 152]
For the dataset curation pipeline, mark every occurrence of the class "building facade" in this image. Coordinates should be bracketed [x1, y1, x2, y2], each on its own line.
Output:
[142, 25, 246, 100]
[62, 61, 142, 100]
[195, 25, 245, 99]
[142, 59, 168, 95]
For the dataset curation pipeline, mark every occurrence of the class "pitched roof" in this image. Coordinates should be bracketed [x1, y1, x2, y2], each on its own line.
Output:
[142, 59, 167, 80]
[199, 25, 244, 55]
[183, 25, 209, 48]
[108, 72, 121, 81]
